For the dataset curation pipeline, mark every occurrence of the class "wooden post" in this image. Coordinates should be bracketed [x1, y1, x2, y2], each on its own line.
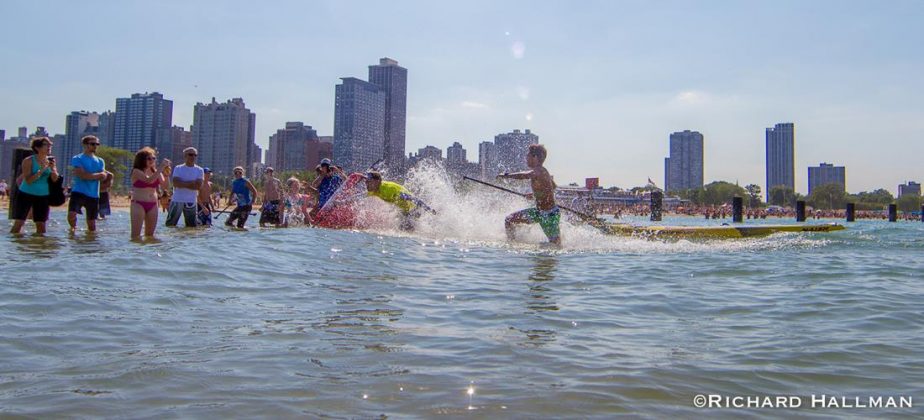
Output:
[732, 196, 743, 223]
[796, 200, 806, 222]
[888, 204, 897, 222]
[846, 202, 855, 222]
[650, 191, 662, 222]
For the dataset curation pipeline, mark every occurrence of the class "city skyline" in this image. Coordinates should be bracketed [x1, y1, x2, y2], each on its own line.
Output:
[1, 1, 922, 194]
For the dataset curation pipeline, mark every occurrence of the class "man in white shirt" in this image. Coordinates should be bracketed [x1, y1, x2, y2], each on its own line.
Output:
[165, 147, 204, 227]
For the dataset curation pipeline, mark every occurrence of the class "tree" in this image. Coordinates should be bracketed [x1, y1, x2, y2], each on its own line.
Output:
[95, 146, 134, 194]
[768, 185, 798, 207]
[806, 183, 847, 210]
[701, 181, 748, 206]
[896, 194, 922, 212]
[744, 184, 762, 208]
[849, 188, 894, 211]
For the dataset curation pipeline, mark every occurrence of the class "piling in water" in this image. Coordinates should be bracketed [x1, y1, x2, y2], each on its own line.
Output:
[796, 200, 806, 222]
[889, 204, 897, 222]
[846, 203, 855, 222]
[650, 191, 662, 222]
[732, 196, 743, 223]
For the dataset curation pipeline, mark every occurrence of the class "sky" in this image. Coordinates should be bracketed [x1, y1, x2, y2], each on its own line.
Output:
[1, 0, 922, 194]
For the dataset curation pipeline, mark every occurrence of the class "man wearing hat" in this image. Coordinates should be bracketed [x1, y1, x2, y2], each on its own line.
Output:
[197, 167, 214, 226]
[166, 147, 204, 227]
[309, 158, 345, 213]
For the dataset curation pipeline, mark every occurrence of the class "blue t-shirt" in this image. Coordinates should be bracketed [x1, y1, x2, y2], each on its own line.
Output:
[71, 153, 105, 198]
[317, 175, 343, 208]
[231, 178, 252, 206]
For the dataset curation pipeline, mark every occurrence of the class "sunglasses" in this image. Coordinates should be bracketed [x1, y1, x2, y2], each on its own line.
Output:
[187, 153, 198, 157]
[147, 157, 157, 161]
[88, 143, 101, 146]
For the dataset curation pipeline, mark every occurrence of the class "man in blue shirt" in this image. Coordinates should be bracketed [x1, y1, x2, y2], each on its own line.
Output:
[308, 158, 344, 220]
[68, 135, 107, 232]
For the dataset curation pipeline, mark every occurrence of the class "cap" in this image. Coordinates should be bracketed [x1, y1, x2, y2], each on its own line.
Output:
[320, 158, 332, 166]
[265, 166, 274, 172]
[203, 167, 212, 173]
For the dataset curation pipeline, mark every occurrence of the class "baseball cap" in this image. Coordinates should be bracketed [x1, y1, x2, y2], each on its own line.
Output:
[320, 158, 332, 166]
[203, 167, 212, 173]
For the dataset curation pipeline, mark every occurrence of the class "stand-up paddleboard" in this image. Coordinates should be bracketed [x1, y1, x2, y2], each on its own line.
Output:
[603, 223, 846, 239]
[312, 173, 366, 229]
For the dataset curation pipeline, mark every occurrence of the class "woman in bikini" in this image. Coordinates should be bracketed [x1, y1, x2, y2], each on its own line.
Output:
[130, 147, 171, 238]
[281, 177, 310, 227]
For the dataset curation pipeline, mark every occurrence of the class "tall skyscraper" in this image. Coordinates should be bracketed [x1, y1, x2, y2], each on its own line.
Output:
[113, 92, 173, 152]
[267, 122, 320, 171]
[494, 129, 538, 172]
[155, 125, 193, 164]
[191, 97, 257, 176]
[807, 163, 846, 194]
[0, 130, 5, 141]
[766, 122, 795, 200]
[478, 141, 497, 179]
[333, 77, 386, 173]
[368, 58, 408, 171]
[97, 111, 116, 146]
[663, 130, 704, 192]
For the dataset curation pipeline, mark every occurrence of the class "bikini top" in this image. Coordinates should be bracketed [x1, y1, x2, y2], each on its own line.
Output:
[132, 173, 161, 189]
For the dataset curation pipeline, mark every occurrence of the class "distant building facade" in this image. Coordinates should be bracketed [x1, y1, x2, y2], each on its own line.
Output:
[63, 111, 102, 185]
[663, 130, 704, 192]
[494, 129, 538, 173]
[333, 77, 386, 173]
[807, 162, 846, 194]
[1, 138, 30, 183]
[368, 58, 408, 171]
[191, 97, 257, 177]
[97, 111, 116, 146]
[478, 141, 497, 179]
[267, 122, 320, 171]
[766, 122, 795, 200]
[898, 181, 921, 198]
[155, 126, 193, 165]
[113, 92, 173, 153]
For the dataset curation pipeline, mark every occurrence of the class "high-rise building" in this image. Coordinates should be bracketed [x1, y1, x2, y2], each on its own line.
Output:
[34, 127, 49, 138]
[191, 97, 257, 177]
[319, 136, 333, 144]
[368, 58, 408, 171]
[333, 77, 386, 173]
[17, 127, 27, 139]
[664, 130, 704, 192]
[113, 92, 173, 153]
[97, 111, 116, 146]
[494, 129, 538, 172]
[898, 181, 921, 198]
[155, 125, 193, 164]
[807, 163, 846, 194]
[0, 130, 5, 141]
[478, 141, 497, 179]
[64, 111, 100, 153]
[766, 122, 795, 200]
[267, 122, 319, 171]
[447, 141, 466, 165]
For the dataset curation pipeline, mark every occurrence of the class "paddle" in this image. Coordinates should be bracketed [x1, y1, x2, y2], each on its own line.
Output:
[462, 175, 610, 232]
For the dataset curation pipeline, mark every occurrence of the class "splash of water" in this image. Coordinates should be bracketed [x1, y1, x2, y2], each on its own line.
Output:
[346, 162, 827, 254]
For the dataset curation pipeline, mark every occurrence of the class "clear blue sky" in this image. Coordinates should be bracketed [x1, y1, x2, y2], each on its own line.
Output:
[1, 0, 921, 194]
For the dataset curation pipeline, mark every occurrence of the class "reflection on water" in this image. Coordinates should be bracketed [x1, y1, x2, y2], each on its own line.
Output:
[9, 234, 63, 259]
[526, 255, 559, 312]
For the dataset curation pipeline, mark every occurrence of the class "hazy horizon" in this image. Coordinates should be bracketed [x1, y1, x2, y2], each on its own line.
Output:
[1, 0, 921, 195]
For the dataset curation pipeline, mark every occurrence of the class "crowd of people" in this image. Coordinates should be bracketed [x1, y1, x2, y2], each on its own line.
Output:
[7, 135, 440, 240]
[594, 203, 920, 222]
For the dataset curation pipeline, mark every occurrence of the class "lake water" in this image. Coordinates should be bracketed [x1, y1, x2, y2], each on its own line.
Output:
[2, 182, 923, 417]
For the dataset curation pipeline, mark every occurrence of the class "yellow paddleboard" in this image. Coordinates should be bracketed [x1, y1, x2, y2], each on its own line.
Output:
[603, 223, 846, 239]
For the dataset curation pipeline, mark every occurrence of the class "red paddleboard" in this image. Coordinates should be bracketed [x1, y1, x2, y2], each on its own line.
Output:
[312, 173, 366, 229]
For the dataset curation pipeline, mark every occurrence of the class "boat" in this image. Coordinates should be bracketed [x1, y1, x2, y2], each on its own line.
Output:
[602, 222, 846, 239]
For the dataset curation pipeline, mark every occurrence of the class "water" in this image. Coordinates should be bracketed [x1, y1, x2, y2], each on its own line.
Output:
[2, 174, 923, 417]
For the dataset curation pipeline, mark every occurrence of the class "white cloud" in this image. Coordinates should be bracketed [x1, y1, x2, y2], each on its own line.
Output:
[511, 41, 525, 59]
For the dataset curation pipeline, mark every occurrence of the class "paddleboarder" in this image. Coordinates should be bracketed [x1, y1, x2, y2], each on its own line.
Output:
[497, 144, 561, 247]
[364, 171, 435, 231]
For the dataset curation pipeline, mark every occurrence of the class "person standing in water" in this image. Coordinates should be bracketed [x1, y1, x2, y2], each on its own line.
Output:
[364, 171, 435, 231]
[259, 167, 283, 227]
[68, 135, 107, 232]
[225, 166, 258, 229]
[11, 137, 60, 235]
[197, 168, 214, 226]
[497, 144, 561, 247]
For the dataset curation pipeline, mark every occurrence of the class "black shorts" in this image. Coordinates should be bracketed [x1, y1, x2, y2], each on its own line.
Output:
[259, 200, 281, 224]
[12, 190, 51, 223]
[68, 191, 100, 220]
